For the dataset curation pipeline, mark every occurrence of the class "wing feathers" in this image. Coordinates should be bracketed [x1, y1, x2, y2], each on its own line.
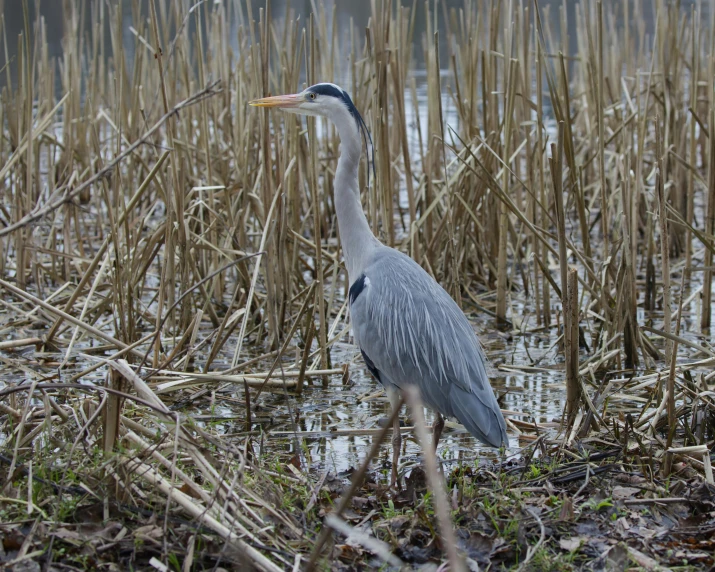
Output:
[350, 248, 508, 448]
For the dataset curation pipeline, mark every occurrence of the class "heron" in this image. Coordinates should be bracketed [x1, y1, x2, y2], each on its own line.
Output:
[250, 83, 508, 487]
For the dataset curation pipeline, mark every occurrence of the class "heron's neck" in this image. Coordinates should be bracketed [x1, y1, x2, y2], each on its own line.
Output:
[330, 110, 379, 282]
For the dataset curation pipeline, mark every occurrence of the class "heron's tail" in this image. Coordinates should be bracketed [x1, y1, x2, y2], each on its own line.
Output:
[449, 385, 508, 448]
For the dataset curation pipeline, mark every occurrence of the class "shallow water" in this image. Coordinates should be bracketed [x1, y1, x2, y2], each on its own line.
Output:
[174, 296, 568, 477]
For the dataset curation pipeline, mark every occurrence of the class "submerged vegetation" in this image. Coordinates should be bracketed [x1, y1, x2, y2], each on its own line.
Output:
[0, 0, 714, 569]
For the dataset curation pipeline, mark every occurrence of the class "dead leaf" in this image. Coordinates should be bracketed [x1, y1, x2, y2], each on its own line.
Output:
[463, 531, 494, 564]
[351, 496, 369, 509]
[179, 483, 202, 499]
[625, 544, 668, 571]
[614, 517, 631, 534]
[612, 486, 640, 500]
[559, 496, 574, 521]
[51, 528, 84, 544]
[134, 525, 163, 542]
[559, 537, 584, 552]
[287, 453, 301, 471]
[3, 531, 25, 551]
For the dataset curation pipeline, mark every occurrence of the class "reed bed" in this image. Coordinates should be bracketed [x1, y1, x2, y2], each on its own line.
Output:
[0, 0, 714, 569]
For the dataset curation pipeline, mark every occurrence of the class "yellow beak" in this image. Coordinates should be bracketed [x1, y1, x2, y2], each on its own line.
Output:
[249, 93, 302, 108]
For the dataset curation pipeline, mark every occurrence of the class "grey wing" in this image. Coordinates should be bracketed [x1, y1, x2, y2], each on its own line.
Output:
[349, 248, 508, 448]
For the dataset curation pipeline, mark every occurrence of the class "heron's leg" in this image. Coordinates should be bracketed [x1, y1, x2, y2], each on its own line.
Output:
[388, 391, 402, 489]
[433, 411, 445, 452]
[391, 413, 402, 489]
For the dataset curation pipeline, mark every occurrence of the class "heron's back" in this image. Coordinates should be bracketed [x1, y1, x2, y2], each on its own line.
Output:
[349, 247, 508, 447]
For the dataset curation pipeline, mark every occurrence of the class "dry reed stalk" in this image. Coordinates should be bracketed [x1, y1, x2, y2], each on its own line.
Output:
[663, 270, 687, 477]
[551, 123, 568, 304]
[103, 367, 123, 456]
[306, 397, 404, 571]
[620, 154, 639, 368]
[404, 386, 466, 572]
[296, 303, 316, 396]
[655, 119, 673, 366]
[1, 378, 37, 495]
[391, 6, 418, 261]
[0, 338, 41, 350]
[127, 460, 283, 572]
[685, 7, 699, 278]
[596, 1, 609, 257]
[496, 58, 519, 325]
[535, 35, 550, 326]
[565, 267, 580, 424]
[703, 107, 715, 329]
[0, 277, 144, 358]
[306, 15, 329, 385]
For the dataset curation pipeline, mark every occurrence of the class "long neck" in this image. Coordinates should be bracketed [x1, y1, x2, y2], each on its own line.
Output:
[330, 110, 379, 282]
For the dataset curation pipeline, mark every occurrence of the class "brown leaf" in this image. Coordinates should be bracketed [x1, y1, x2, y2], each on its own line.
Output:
[559, 496, 574, 521]
[559, 537, 584, 552]
[134, 525, 163, 542]
[351, 496, 369, 509]
[180, 482, 202, 499]
[612, 486, 640, 500]
[614, 517, 631, 534]
[2, 532, 24, 551]
[51, 528, 84, 543]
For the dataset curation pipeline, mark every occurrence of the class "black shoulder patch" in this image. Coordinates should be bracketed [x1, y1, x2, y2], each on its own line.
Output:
[348, 274, 367, 305]
[361, 348, 381, 383]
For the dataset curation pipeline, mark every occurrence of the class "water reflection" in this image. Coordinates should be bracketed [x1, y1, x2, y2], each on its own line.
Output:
[215, 306, 570, 476]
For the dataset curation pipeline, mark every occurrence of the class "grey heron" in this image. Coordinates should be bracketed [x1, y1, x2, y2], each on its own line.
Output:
[250, 83, 508, 487]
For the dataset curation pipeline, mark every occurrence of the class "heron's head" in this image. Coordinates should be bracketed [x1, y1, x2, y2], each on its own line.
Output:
[250, 82, 359, 120]
[250, 82, 374, 181]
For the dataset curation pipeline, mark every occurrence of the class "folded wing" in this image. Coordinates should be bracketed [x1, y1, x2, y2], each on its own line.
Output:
[349, 248, 508, 447]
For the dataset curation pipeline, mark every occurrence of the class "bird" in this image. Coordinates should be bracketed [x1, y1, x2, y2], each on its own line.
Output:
[250, 83, 508, 487]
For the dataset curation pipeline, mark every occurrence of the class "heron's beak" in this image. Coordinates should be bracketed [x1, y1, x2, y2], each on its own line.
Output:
[249, 93, 302, 109]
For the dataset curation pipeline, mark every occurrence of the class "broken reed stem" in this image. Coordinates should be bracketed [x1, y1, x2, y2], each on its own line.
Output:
[306, 397, 405, 571]
[0, 277, 143, 358]
[496, 57, 519, 325]
[663, 271, 687, 477]
[103, 367, 123, 456]
[566, 268, 580, 424]
[703, 107, 715, 330]
[550, 122, 568, 303]
[655, 118, 672, 366]
[404, 386, 466, 572]
[597, 0, 609, 257]
[550, 120, 581, 426]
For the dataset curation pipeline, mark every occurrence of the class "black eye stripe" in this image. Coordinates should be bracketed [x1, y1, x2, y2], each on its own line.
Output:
[309, 84, 347, 100]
